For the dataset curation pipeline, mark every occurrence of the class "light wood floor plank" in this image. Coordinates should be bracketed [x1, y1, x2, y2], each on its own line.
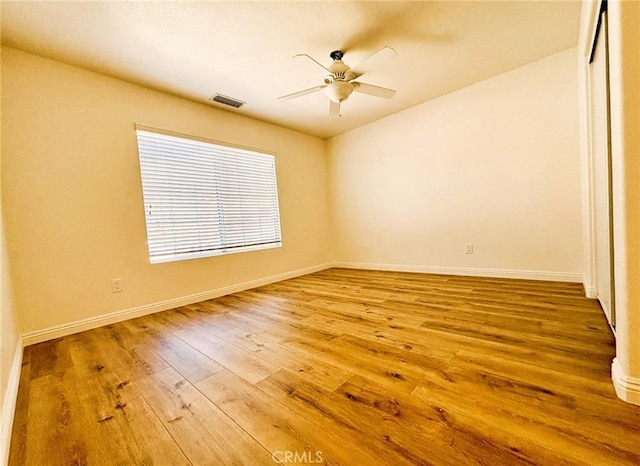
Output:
[196, 369, 383, 465]
[339, 374, 565, 465]
[255, 369, 423, 466]
[172, 325, 279, 385]
[121, 316, 225, 384]
[136, 366, 273, 465]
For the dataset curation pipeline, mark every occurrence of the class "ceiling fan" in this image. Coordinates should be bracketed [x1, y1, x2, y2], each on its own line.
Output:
[278, 46, 397, 117]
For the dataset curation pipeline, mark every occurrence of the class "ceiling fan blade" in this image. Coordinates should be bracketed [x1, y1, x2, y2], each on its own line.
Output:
[278, 85, 326, 101]
[329, 100, 341, 118]
[293, 53, 331, 73]
[353, 82, 396, 99]
[350, 46, 396, 77]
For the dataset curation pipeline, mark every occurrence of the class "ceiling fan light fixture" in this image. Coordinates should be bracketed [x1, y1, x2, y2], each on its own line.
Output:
[324, 81, 354, 103]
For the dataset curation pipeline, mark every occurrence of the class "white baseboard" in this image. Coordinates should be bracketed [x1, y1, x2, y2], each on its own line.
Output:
[22, 262, 332, 347]
[333, 261, 583, 283]
[584, 286, 598, 299]
[612, 358, 640, 406]
[1, 339, 24, 465]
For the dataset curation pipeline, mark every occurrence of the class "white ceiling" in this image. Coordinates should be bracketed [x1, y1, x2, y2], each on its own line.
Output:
[1, 1, 581, 139]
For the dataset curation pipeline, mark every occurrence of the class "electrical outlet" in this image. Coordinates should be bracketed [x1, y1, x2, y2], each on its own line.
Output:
[363, 244, 370, 253]
[465, 243, 474, 254]
[111, 278, 123, 293]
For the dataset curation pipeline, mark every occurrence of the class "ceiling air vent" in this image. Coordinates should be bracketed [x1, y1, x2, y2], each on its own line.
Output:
[209, 94, 245, 108]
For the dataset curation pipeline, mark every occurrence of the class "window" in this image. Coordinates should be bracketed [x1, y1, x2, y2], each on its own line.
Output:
[136, 128, 282, 264]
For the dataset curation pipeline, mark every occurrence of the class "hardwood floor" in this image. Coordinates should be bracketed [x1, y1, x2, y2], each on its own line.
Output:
[8, 268, 640, 465]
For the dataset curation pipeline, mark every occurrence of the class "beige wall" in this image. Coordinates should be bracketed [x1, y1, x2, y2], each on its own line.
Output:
[327, 48, 582, 278]
[1, 47, 331, 335]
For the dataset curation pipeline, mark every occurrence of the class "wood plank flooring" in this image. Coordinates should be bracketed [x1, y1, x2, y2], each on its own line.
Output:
[8, 268, 640, 465]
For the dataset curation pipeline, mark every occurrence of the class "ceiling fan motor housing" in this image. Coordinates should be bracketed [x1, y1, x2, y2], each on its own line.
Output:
[328, 60, 351, 77]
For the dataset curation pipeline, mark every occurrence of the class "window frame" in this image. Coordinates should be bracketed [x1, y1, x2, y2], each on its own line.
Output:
[135, 125, 283, 264]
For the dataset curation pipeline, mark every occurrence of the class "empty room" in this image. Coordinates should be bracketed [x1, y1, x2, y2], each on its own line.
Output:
[1, 1, 639, 464]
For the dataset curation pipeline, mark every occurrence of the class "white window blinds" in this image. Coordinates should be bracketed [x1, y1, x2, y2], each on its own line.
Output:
[136, 129, 282, 264]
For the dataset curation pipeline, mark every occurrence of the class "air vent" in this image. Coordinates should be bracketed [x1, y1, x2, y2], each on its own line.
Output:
[209, 94, 245, 108]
